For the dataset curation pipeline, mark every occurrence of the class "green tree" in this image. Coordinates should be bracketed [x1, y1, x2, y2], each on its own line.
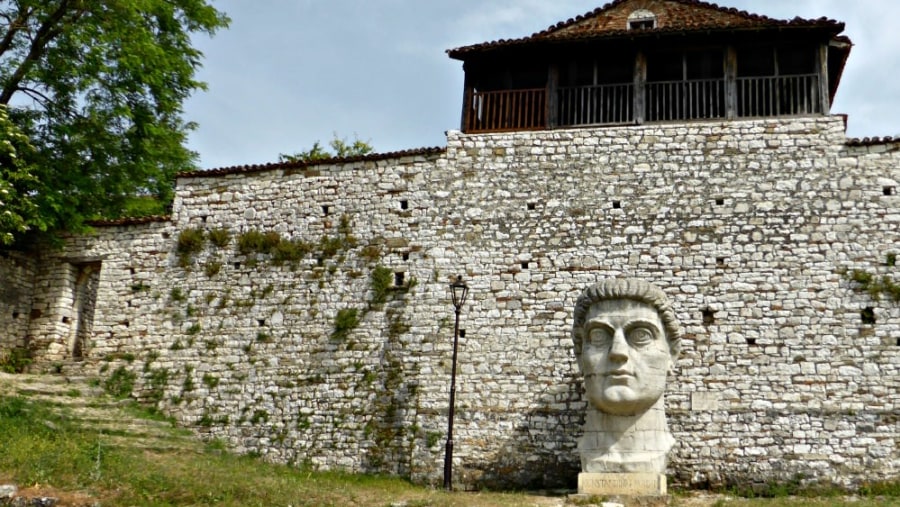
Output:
[0, 0, 229, 244]
[0, 104, 41, 245]
[279, 134, 374, 163]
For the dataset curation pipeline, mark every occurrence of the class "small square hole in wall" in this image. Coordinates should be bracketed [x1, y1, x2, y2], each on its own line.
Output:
[201, 216, 208, 223]
[702, 309, 715, 326]
[716, 257, 726, 267]
[715, 198, 725, 206]
[521, 261, 529, 270]
[123, 321, 130, 328]
[233, 262, 241, 269]
[884, 186, 897, 196]
[400, 200, 409, 210]
[612, 201, 622, 209]
[746, 338, 757, 346]
[896, 337, 900, 347]
[162, 232, 170, 239]
[258, 319, 266, 327]
[394, 272, 405, 286]
[12, 312, 19, 319]
[861, 307, 876, 324]
[62, 316, 70, 324]
[322, 205, 331, 216]
[401, 252, 410, 261]
[527, 202, 536, 211]
[459, 329, 466, 338]
[129, 268, 136, 275]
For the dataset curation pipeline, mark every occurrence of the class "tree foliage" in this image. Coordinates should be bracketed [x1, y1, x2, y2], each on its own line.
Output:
[0, 104, 40, 245]
[279, 134, 374, 164]
[0, 0, 228, 245]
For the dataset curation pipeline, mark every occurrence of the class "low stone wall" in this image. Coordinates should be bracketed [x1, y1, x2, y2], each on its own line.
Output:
[13, 115, 900, 490]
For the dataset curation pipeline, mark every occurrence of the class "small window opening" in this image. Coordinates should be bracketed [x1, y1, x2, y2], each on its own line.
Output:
[123, 321, 130, 328]
[129, 268, 136, 275]
[459, 329, 467, 338]
[527, 202, 536, 211]
[715, 198, 725, 206]
[746, 338, 757, 346]
[394, 272, 405, 286]
[521, 262, 530, 270]
[201, 216, 208, 223]
[716, 257, 726, 267]
[861, 307, 876, 325]
[322, 205, 331, 216]
[702, 309, 715, 326]
[12, 312, 19, 319]
[884, 186, 897, 196]
[402, 252, 410, 261]
[233, 262, 241, 269]
[627, 9, 657, 30]
[612, 201, 621, 209]
[162, 232, 170, 239]
[30, 309, 42, 319]
[400, 200, 409, 210]
[62, 316, 70, 324]
[258, 319, 266, 327]
[896, 338, 900, 347]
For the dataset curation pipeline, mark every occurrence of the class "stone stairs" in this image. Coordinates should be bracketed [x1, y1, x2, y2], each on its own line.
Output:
[0, 370, 205, 454]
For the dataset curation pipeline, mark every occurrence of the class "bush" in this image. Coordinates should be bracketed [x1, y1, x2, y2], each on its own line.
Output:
[331, 308, 360, 341]
[208, 228, 231, 248]
[176, 228, 206, 267]
[272, 238, 313, 265]
[0, 347, 31, 373]
[238, 230, 282, 255]
[370, 266, 393, 305]
[104, 366, 137, 399]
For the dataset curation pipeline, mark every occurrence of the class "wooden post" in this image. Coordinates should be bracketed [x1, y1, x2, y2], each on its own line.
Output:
[725, 46, 738, 119]
[817, 43, 830, 114]
[460, 66, 472, 132]
[634, 51, 646, 124]
[547, 64, 559, 129]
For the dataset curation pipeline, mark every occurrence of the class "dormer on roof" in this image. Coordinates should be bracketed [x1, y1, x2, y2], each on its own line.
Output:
[447, 0, 852, 134]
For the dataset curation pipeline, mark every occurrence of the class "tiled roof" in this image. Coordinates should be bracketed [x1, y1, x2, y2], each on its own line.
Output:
[178, 147, 447, 179]
[845, 136, 900, 147]
[448, 0, 845, 59]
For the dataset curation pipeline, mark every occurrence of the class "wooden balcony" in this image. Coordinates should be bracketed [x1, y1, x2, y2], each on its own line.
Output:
[463, 88, 546, 133]
[461, 74, 823, 133]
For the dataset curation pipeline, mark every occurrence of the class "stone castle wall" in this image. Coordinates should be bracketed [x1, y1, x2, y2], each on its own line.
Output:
[3, 115, 898, 490]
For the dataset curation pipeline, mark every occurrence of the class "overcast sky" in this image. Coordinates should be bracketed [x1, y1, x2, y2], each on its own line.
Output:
[183, 1, 900, 170]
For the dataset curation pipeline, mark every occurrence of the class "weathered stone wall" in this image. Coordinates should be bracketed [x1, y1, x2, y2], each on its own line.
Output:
[14, 116, 900, 490]
[0, 251, 36, 354]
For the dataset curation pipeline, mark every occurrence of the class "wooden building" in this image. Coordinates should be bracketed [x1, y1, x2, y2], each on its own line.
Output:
[447, 0, 851, 133]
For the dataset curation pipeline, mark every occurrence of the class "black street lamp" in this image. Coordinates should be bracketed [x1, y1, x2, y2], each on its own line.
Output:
[443, 275, 469, 491]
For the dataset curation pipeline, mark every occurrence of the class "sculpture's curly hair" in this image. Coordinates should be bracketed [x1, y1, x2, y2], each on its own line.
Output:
[572, 278, 682, 362]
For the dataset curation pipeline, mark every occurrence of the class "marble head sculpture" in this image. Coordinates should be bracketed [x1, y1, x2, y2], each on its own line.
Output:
[572, 278, 682, 474]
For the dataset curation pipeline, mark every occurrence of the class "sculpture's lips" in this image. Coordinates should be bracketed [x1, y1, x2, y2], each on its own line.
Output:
[604, 369, 633, 378]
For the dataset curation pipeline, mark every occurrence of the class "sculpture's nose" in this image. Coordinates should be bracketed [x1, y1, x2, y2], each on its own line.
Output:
[608, 328, 629, 363]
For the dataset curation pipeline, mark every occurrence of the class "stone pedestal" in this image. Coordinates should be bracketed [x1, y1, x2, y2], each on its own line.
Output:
[578, 472, 667, 496]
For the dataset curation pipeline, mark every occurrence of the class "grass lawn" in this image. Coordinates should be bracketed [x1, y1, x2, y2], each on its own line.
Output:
[0, 391, 897, 507]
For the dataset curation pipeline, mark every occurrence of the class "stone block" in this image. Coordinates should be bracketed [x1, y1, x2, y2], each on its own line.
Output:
[578, 472, 667, 496]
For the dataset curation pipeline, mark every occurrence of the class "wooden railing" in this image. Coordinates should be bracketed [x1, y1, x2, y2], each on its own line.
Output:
[645, 78, 727, 122]
[736, 74, 820, 118]
[464, 88, 546, 133]
[557, 83, 634, 126]
[461, 74, 823, 133]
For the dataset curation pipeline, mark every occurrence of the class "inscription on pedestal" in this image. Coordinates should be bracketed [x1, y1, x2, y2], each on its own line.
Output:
[578, 472, 667, 496]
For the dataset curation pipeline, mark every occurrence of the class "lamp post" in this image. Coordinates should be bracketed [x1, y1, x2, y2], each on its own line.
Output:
[443, 275, 469, 491]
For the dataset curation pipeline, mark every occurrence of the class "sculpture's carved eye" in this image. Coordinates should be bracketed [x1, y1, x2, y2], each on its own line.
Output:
[588, 327, 612, 348]
[627, 326, 655, 347]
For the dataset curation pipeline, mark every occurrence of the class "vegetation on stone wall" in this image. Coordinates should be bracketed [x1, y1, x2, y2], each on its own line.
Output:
[847, 254, 900, 302]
